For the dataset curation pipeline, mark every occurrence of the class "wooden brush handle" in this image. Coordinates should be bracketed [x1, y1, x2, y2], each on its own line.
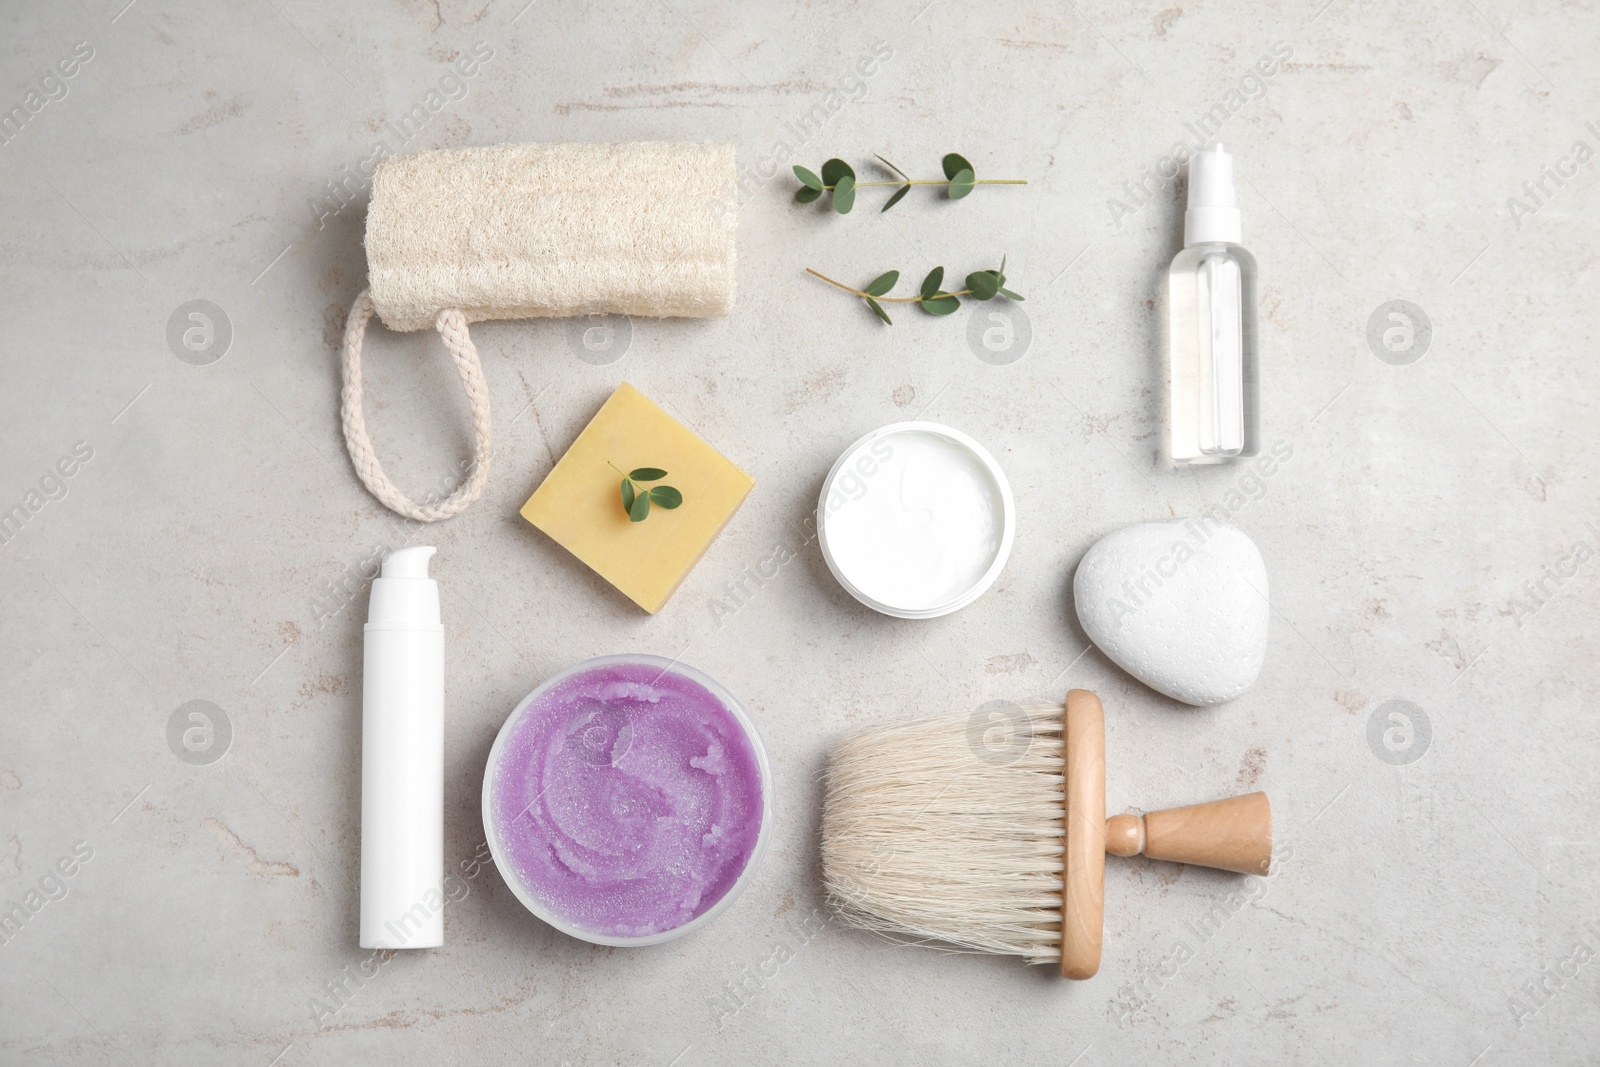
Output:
[1058, 689, 1275, 981]
[1105, 792, 1272, 876]
[1060, 690, 1106, 981]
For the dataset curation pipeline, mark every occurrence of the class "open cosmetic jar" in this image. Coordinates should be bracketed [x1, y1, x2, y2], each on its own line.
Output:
[482, 654, 772, 946]
[817, 421, 1015, 619]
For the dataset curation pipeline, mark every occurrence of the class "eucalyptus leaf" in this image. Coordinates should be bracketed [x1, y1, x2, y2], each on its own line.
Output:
[649, 485, 683, 509]
[794, 185, 823, 204]
[881, 183, 911, 213]
[942, 153, 973, 180]
[629, 468, 667, 481]
[920, 266, 945, 299]
[947, 168, 976, 200]
[998, 287, 1024, 301]
[866, 297, 892, 325]
[832, 174, 856, 214]
[820, 158, 855, 186]
[628, 492, 651, 522]
[620, 478, 636, 513]
[874, 153, 910, 181]
[966, 270, 1000, 300]
[920, 294, 960, 316]
[793, 165, 824, 191]
[865, 270, 900, 297]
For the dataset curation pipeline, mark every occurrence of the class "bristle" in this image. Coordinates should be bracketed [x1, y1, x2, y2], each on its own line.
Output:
[821, 702, 1066, 964]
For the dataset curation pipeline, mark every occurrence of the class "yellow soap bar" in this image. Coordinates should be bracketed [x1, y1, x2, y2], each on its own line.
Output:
[520, 383, 754, 613]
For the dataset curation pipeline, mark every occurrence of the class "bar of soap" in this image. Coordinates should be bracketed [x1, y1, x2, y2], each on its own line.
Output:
[520, 383, 754, 613]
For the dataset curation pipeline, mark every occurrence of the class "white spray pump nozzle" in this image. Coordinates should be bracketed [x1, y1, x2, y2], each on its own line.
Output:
[382, 545, 436, 580]
[1184, 143, 1242, 247]
[367, 546, 440, 627]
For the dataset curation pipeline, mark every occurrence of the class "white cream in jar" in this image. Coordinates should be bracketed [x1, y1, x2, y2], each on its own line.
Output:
[818, 422, 1014, 618]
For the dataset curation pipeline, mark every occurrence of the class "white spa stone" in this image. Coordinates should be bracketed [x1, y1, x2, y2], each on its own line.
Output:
[1073, 518, 1269, 706]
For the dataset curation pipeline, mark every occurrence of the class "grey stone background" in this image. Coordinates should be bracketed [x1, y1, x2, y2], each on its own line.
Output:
[2, 0, 1597, 1063]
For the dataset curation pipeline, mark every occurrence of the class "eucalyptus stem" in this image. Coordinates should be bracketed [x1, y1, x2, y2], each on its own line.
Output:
[820, 179, 1027, 189]
[806, 268, 973, 303]
[794, 152, 1025, 214]
[807, 259, 1023, 325]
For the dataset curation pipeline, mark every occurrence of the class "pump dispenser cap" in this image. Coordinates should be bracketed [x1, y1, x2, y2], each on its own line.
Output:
[1185, 143, 1242, 246]
[367, 546, 441, 628]
[382, 545, 435, 579]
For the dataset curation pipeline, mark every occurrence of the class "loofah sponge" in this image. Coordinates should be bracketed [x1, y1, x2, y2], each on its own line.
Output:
[364, 141, 737, 331]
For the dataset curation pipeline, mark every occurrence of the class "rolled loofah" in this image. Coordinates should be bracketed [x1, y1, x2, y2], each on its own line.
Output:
[364, 141, 737, 331]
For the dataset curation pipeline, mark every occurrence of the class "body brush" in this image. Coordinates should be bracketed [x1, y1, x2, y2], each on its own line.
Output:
[821, 689, 1272, 978]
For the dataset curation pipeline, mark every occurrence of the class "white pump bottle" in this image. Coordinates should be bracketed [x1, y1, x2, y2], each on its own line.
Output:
[359, 545, 444, 949]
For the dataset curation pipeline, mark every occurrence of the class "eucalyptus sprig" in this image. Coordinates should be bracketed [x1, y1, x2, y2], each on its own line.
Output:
[793, 154, 1026, 214]
[607, 462, 683, 523]
[805, 257, 1022, 324]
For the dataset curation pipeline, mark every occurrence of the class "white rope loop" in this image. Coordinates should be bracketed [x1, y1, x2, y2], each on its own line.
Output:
[340, 288, 493, 522]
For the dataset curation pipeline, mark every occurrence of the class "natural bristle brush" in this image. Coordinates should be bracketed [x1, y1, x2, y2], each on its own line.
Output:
[821, 690, 1272, 979]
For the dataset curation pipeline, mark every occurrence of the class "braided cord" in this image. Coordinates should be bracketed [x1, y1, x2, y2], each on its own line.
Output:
[340, 289, 492, 522]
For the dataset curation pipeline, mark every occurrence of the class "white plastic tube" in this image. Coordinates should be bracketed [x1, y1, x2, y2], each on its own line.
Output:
[359, 546, 444, 949]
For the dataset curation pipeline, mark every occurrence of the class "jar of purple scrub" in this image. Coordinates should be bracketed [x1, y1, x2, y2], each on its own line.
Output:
[482, 655, 771, 945]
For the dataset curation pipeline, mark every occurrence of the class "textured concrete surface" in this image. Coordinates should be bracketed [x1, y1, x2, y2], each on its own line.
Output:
[2, 1, 1598, 1063]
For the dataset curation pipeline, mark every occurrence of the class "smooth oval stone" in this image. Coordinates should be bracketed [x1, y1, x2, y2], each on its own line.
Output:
[1073, 518, 1268, 706]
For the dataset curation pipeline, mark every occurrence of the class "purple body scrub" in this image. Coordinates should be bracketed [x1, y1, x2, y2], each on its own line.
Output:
[487, 658, 765, 940]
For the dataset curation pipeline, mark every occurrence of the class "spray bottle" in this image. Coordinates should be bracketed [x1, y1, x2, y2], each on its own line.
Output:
[1168, 143, 1259, 465]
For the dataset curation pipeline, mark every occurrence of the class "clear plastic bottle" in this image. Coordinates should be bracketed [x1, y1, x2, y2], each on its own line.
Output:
[1169, 144, 1259, 465]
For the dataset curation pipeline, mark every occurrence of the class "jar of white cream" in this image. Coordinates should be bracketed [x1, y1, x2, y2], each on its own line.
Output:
[817, 421, 1015, 618]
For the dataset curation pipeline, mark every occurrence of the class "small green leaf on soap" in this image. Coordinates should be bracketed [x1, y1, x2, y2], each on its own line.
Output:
[920, 294, 960, 316]
[820, 158, 855, 187]
[864, 270, 899, 297]
[942, 153, 973, 181]
[609, 460, 681, 523]
[947, 168, 976, 200]
[966, 270, 1000, 300]
[881, 183, 911, 213]
[832, 173, 856, 214]
[794, 185, 823, 204]
[793, 165, 824, 191]
[999, 287, 1024, 301]
[920, 266, 944, 299]
[866, 297, 892, 325]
